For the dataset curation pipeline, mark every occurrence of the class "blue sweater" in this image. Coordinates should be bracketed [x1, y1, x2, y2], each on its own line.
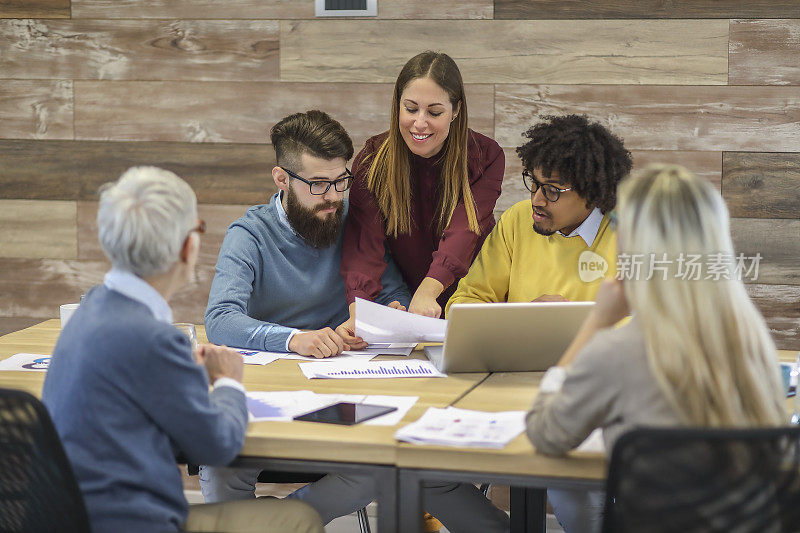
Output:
[42, 286, 248, 533]
[205, 193, 410, 351]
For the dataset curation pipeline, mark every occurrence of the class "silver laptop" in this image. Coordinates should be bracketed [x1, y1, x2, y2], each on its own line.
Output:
[424, 302, 595, 373]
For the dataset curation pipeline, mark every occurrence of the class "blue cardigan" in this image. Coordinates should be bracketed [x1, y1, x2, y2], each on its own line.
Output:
[205, 194, 410, 351]
[43, 286, 248, 533]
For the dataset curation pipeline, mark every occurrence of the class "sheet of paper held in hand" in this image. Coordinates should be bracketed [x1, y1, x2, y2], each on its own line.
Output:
[299, 359, 446, 379]
[245, 390, 417, 425]
[0, 353, 51, 372]
[354, 297, 447, 343]
[233, 343, 416, 366]
[394, 407, 527, 449]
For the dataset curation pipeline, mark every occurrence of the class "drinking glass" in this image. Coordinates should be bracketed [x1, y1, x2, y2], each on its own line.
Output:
[174, 323, 198, 352]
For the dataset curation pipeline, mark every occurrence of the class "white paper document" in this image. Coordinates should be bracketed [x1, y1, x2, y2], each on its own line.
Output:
[344, 343, 416, 357]
[576, 428, 606, 453]
[395, 407, 527, 449]
[246, 390, 417, 426]
[233, 347, 377, 365]
[246, 390, 329, 420]
[0, 353, 51, 372]
[298, 359, 446, 379]
[233, 348, 283, 366]
[355, 298, 447, 343]
[278, 351, 377, 362]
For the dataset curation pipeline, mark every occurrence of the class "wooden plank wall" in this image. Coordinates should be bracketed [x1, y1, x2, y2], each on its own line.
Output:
[1, 1, 798, 348]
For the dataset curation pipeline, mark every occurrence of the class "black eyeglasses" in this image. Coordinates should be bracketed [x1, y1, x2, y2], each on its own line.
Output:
[522, 170, 572, 202]
[185, 219, 206, 240]
[280, 166, 354, 196]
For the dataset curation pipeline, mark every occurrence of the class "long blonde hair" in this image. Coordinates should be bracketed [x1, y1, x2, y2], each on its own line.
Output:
[617, 164, 785, 427]
[366, 51, 479, 238]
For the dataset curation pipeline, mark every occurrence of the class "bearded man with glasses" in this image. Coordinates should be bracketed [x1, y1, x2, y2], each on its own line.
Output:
[205, 109, 409, 358]
[201, 110, 411, 524]
[446, 114, 632, 313]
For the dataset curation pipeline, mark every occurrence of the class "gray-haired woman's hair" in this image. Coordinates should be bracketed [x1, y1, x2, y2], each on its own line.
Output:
[97, 166, 197, 278]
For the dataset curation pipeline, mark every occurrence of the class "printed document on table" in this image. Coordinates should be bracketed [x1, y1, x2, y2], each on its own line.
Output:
[246, 390, 329, 420]
[299, 359, 446, 379]
[576, 428, 605, 453]
[0, 353, 51, 372]
[246, 390, 417, 425]
[394, 407, 526, 448]
[355, 298, 447, 343]
[282, 343, 415, 359]
[233, 348, 283, 365]
[343, 342, 416, 357]
[233, 347, 378, 365]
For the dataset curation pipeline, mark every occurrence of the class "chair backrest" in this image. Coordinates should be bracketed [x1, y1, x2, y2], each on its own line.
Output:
[603, 426, 800, 533]
[0, 388, 91, 533]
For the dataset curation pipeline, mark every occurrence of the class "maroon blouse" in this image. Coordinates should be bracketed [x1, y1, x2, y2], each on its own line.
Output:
[341, 129, 505, 312]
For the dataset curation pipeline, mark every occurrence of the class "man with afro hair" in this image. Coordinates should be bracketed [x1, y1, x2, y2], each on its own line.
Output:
[446, 114, 631, 532]
[447, 114, 632, 312]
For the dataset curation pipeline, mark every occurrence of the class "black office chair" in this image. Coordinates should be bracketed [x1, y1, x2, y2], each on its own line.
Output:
[0, 387, 91, 533]
[602, 426, 800, 533]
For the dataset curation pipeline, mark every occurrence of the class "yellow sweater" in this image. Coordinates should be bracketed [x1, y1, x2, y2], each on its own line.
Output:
[446, 200, 617, 315]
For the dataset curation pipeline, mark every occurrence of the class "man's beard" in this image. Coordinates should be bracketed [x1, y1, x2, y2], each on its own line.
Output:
[532, 222, 556, 236]
[285, 187, 344, 248]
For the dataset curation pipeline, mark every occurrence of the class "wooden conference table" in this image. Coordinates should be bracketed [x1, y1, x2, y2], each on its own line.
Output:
[0, 320, 794, 532]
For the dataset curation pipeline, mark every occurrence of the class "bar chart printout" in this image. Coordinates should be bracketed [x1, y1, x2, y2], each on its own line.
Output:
[299, 360, 446, 379]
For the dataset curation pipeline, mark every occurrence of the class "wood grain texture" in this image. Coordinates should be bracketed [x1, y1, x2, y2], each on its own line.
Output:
[73, 81, 494, 148]
[376, 1, 492, 18]
[280, 20, 728, 84]
[0, 0, 69, 18]
[730, 218, 800, 286]
[71, 0, 491, 19]
[0, 19, 278, 81]
[0, 200, 76, 260]
[0, 139, 276, 205]
[723, 152, 800, 219]
[495, 0, 800, 19]
[495, 85, 800, 151]
[0, 317, 44, 337]
[0, 258, 213, 324]
[0, 81, 72, 140]
[747, 284, 800, 351]
[729, 19, 800, 85]
[495, 149, 721, 219]
[78, 201, 249, 266]
[71, 0, 311, 19]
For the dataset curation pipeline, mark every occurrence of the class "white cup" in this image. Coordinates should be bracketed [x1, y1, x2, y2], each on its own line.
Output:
[60, 303, 80, 328]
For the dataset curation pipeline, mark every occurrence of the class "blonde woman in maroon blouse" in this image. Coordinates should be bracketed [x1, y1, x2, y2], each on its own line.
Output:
[337, 51, 505, 345]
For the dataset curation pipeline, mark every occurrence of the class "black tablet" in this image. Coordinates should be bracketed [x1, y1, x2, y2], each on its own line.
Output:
[293, 402, 397, 425]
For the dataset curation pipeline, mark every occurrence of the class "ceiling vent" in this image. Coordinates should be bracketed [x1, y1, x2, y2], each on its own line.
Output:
[315, 0, 377, 17]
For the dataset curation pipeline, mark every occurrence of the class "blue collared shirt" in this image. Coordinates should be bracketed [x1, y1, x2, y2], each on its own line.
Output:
[556, 207, 604, 246]
[104, 268, 173, 323]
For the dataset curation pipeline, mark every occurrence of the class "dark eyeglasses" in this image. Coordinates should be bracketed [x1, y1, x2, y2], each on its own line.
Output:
[187, 219, 206, 239]
[280, 166, 354, 196]
[522, 170, 572, 202]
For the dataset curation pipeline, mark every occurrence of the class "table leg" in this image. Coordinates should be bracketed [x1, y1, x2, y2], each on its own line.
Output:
[510, 486, 547, 533]
[374, 466, 398, 533]
[398, 469, 425, 533]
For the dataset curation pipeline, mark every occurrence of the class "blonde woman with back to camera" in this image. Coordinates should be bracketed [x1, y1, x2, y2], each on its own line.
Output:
[526, 164, 786, 533]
